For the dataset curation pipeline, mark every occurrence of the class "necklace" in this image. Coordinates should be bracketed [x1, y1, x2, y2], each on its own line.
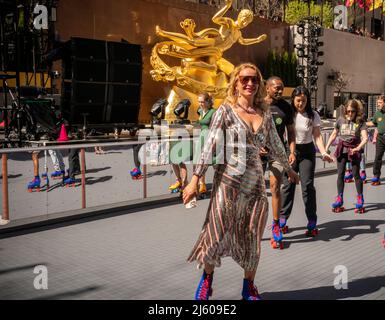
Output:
[236, 103, 257, 115]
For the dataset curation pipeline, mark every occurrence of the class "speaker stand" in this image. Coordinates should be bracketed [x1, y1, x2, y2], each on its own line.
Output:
[81, 113, 90, 140]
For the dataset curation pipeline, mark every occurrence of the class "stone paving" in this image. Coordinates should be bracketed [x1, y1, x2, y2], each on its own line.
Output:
[0, 166, 384, 300]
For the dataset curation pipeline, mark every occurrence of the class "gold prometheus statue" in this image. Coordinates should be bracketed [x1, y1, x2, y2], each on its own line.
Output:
[150, 0, 267, 122]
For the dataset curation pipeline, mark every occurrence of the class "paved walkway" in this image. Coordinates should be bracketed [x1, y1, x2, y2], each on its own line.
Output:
[0, 168, 385, 300]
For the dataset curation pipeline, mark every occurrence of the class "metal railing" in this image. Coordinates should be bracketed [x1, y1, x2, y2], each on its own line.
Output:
[0, 127, 377, 224]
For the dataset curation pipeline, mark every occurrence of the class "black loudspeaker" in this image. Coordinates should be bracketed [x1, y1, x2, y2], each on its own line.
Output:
[105, 83, 141, 124]
[109, 62, 142, 83]
[108, 42, 141, 63]
[108, 42, 142, 84]
[67, 37, 107, 60]
[72, 59, 108, 82]
[61, 38, 142, 126]
[62, 81, 108, 125]
[63, 38, 107, 81]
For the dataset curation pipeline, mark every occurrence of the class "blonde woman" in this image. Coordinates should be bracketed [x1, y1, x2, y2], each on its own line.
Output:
[183, 63, 299, 300]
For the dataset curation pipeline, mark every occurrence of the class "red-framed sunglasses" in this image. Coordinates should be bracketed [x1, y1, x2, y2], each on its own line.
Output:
[238, 75, 259, 85]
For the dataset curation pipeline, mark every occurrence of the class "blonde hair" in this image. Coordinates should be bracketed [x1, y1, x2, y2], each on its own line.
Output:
[224, 63, 267, 111]
[343, 99, 364, 124]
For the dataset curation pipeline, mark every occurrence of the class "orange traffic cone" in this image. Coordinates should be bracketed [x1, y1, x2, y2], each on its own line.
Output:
[57, 124, 69, 142]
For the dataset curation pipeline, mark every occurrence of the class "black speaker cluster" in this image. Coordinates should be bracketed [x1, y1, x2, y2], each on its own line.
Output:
[61, 37, 142, 126]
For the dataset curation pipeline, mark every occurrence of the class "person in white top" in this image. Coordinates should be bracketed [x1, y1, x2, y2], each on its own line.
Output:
[279, 86, 333, 239]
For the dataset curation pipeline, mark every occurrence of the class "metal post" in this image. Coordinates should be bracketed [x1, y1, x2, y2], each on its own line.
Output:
[1, 153, 9, 223]
[143, 142, 147, 199]
[372, 0, 375, 36]
[80, 148, 86, 209]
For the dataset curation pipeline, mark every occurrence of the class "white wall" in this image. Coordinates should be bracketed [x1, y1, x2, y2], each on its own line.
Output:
[317, 28, 385, 113]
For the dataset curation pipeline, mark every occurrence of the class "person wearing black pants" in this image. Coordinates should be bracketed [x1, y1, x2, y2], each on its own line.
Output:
[336, 154, 363, 195]
[367, 95, 385, 185]
[326, 99, 368, 213]
[373, 134, 385, 180]
[65, 148, 80, 185]
[280, 87, 333, 238]
[280, 143, 317, 225]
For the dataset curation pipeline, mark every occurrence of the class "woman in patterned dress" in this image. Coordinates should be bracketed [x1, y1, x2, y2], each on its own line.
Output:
[183, 63, 299, 300]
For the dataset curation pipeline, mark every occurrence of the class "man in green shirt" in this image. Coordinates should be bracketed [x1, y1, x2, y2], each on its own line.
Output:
[367, 95, 385, 185]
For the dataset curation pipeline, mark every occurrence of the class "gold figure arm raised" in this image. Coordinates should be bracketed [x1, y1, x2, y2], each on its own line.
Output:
[211, 0, 234, 27]
[238, 34, 267, 46]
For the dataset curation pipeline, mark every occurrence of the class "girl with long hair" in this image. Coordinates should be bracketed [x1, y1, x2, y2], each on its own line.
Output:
[279, 86, 333, 241]
[325, 99, 368, 213]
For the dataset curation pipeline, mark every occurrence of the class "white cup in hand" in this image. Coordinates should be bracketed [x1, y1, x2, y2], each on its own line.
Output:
[185, 197, 197, 209]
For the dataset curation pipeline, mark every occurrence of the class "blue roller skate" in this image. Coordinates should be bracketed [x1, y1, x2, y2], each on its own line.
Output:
[169, 180, 182, 194]
[305, 220, 319, 237]
[198, 183, 208, 199]
[279, 217, 289, 234]
[27, 176, 41, 192]
[371, 176, 381, 186]
[332, 193, 344, 213]
[63, 176, 76, 187]
[51, 170, 65, 180]
[360, 170, 367, 183]
[130, 167, 143, 180]
[241, 279, 262, 300]
[354, 194, 365, 214]
[270, 220, 283, 249]
[195, 271, 213, 300]
[344, 169, 353, 183]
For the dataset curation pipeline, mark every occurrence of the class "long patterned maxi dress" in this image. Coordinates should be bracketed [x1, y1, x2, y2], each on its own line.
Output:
[187, 103, 291, 271]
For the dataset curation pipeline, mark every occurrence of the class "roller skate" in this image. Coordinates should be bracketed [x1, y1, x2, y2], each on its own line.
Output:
[371, 176, 381, 186]
[279, 217, 289, 234]
[195, 271, 213, 300]
[241, 279, 262, 300]
[360, 170, 367, 183]
[332, 193, 344, 213]
[130, 167, 143, 180]
[63, 176, 76, 187]
[354, 194, 365, 214]
[27, 176, 41, 192]
[344, 170, 353, 183]
[270, 220, 283, 249]
[169, 180, 182, 194]
[305, 220, 319, 237]
[198, 183, 208, 199]
[51, 170, 65, 180]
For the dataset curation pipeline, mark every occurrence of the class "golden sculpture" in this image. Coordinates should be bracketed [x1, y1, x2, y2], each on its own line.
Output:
[150, 0, 267, 123]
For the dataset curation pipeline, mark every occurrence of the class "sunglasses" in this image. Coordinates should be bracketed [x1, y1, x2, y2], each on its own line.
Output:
[346, 110, 356, 113]
[238, 75, 259, 85]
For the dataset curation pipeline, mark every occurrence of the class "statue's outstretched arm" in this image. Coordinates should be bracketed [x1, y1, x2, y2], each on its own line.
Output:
[238, 34, 268, 46]
[212, 0, 233, 25]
